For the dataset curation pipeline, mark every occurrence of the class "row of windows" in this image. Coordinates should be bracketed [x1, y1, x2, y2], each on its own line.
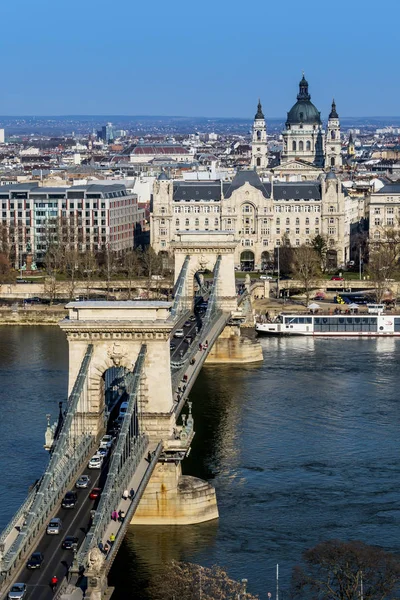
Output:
[173, 206, 220, 214]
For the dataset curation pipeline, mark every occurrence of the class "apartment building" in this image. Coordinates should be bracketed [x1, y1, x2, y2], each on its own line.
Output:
[0, 182, 143, 265]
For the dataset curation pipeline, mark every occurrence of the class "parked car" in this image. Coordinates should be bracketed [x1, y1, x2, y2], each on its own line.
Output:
[174, 329, 184, 338]
[8, 584, 27, 600]
[331, 276, 344, 281]
[88, 455, 103, 469]
[62, 491, 78, 509]
[26, 552, 44, 570]
[89, 487, 102, 500]
[99, 435, 114, 450]
[46, 518, 62, 535]
[62, 536, 79, 550]
[76, 475, 91, 489]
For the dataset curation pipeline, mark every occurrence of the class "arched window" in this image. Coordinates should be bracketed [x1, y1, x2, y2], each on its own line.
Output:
[256, 157, 261, 167]
[331, 130, 336, 140]
[256, 130, 262, 141]
[292, 141, 297, 151]
[331, 157, 335, 167]
[306, 140, 311, 151]
[299, 141, 304, 151]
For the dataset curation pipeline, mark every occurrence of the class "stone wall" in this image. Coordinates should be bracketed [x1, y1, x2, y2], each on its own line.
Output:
[0, 307, 66, 325]
[206, 326, 263, 364]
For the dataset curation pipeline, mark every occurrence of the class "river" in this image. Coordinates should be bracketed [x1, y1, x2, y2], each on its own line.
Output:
[1, 327, 399, 598]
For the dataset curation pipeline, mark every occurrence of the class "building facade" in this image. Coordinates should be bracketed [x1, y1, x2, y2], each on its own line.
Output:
[151, 169, 347, 268]
[0, 182, 144, 265]
[252, 75, 342, 180]
[368, 182, 400, 243]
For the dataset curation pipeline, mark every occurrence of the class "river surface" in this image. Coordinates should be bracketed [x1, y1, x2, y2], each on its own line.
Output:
[0, 327, 400, 598]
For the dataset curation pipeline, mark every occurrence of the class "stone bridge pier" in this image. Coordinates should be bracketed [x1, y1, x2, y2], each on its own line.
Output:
[59, 300, 219, 525]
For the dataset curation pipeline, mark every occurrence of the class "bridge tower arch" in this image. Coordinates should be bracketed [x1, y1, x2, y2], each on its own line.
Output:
[59, 302, 175, 439]
[171, 231, 238, 313]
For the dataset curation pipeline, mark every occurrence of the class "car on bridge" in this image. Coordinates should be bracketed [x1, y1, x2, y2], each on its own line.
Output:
[174, 329, 184, 338]
[62, 491, 78, 509]
[62, 536, 79, 550]
[26, 552, 44, 570]
[46, 518, 62, 535]
[184, 320, 191, 327]
[185, 335, 193, 345]
[76, 475, 91, 488]
[99, 434, 114, 450]
[189, 315, 196, 322]
[89, 487, 102, 500]
[88, 455, 103, 469]
[170, 342, 176, 351]
[8, 583, 27, 600]
[96, 448, 109, 458]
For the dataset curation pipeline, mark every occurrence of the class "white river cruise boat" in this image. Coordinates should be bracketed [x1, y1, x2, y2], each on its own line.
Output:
[256, 309, 400, 337]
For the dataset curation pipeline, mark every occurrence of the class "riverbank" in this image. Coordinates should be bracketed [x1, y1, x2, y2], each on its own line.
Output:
[0, 306, 66, 325]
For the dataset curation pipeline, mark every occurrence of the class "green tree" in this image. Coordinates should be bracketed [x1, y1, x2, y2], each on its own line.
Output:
[291, 245, 321, 306]
[292, 539, 400, 600]
[311, 234, 328, 270]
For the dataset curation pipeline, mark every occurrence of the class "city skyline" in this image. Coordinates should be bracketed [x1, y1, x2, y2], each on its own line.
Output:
[1, 0, 398, 117]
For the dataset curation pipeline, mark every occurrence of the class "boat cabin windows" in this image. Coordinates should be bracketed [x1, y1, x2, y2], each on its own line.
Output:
[314, 316, 378, 333]
[284, 317, 312, 324]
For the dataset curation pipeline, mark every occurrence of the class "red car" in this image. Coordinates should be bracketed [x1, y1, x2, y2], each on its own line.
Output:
[89, 487, 102, 500]
[330, 276, 344, 281]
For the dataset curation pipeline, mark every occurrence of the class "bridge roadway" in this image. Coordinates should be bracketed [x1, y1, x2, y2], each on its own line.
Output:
[4, 453, 112, 600]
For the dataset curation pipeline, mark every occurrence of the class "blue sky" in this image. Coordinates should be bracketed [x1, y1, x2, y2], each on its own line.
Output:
[1, 0, 398, 117]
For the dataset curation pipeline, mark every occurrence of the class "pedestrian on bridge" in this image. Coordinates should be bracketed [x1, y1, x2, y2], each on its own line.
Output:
[111, 510, 118, 521]
[122, 489, 129, 500]
[129, 488, 135, 499]
[103, 542, 110, 554]
[110, 533, 116, 545]
[118, 509, 125, 522]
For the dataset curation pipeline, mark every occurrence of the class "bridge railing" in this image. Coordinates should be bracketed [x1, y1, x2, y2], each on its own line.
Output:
[170, 255, 190, 318]
[0, 345, 96, 578]
[202, 255, 222, 327]
[76, 344, 149, 567]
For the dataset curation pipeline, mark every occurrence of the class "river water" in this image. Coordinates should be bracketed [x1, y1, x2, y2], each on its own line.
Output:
[1, 327, 400, 598]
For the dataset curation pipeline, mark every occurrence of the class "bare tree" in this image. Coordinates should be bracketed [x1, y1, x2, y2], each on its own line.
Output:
[149, 560, 259, 600]
[141, 246, 162, 299]
[0, 253, 15, 284]
[79, 250, 99, 300]
[291, 245, 321, 306]
[64, 247, 80, 301]
[367, 228, 400, 302]
[98, 244, 119, 299]
[291, 539, 400, 600]
[122, 248, 142, 299]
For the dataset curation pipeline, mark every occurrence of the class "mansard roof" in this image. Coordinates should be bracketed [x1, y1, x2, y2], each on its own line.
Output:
[375, 183, 400, 195]
[224, 169, 270, 199]
[172, 181, 222, 201]
[273, 181, 321, 200]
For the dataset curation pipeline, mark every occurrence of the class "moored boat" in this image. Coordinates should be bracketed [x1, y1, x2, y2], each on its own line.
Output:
[256, 311, 399, 337]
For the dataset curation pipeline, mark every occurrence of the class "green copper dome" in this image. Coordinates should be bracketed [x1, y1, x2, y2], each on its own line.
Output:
[286, 75, 321, 126]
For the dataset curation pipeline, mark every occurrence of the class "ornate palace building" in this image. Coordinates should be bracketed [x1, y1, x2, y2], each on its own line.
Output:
[151, 75, 350, 269]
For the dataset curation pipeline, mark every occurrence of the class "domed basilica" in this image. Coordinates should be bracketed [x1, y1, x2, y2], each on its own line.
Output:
[251, 75, 342, 181]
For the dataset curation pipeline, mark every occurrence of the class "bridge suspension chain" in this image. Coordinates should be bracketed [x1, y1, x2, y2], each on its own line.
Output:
[170, 255, 190, 318]
[0, 345, 96, 578]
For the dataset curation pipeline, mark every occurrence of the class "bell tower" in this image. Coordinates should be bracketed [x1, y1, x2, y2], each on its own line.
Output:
[251, 100, 268, 172]
[325, 99, 342, 169]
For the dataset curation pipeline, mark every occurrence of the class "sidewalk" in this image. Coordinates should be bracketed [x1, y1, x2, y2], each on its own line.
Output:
[101, 441, 159, 549]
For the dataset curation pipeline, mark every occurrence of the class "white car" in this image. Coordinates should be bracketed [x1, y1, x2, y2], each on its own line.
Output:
[8, 584, 27, 600]
[174, 329, 184, 338]
[46, 517, 62, 535]
[88, 455, 103, 469]
[260, 275, 273, 280]
[99, 435, 114, 450]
